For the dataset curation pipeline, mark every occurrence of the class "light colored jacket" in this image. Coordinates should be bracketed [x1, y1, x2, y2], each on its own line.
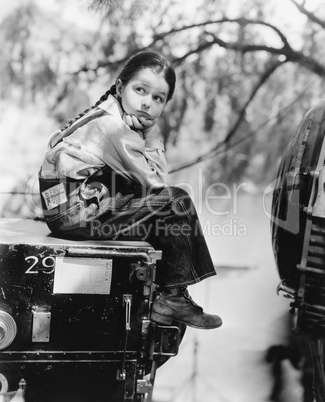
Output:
[41, 95, 167, 188]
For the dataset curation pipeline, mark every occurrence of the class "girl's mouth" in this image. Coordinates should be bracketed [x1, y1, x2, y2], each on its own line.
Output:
[137, 111, 151, 119]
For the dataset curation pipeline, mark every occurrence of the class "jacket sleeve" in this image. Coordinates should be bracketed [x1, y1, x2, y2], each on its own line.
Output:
[100, 119, 168, 189]
[144, 137, 168, 184]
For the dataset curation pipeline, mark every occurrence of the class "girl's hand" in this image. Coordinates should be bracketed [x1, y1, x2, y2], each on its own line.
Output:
[122, 113, 155, 134]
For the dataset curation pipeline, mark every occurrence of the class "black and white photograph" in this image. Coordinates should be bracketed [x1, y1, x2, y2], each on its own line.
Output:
[1, 0, 325, 401]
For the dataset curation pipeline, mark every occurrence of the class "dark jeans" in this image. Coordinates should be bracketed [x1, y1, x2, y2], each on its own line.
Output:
[39, 169, 216, 288]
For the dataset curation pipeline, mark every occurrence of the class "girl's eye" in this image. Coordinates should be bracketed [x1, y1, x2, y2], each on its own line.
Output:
[154, 96, 164, 103]
[136, 87, 145, 94]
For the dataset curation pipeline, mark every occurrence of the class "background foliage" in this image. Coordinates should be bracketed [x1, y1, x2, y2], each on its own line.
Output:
[1, 0, 325, 217]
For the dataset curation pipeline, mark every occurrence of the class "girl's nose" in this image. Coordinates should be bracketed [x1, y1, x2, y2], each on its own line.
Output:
[142, 97, 151, 109]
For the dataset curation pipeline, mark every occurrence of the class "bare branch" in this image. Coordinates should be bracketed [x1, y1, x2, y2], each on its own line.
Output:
[72, 16, 295, 73]
[168, 86, 307, 174]
[290, 0, 325, 29]
[223, 60, 285, 144]
[169, 60, 286, 174]
[203, 34, 288, 55]
[285, 50, 325, 76]
[73, 28, 325, 82]
[71, 11, 325, 84]
[169, 85, 307, 174]
[74, 53, 132, 75]
[154, 18, 292, 49]
[73, 16, 295, 73]
[172, 32, 325, 76]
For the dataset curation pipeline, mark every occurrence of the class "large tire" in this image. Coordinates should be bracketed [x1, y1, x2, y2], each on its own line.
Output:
[271, 100, 325, 290]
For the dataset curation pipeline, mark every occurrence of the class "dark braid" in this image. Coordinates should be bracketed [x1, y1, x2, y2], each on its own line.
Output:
[60, 84, 116, 132]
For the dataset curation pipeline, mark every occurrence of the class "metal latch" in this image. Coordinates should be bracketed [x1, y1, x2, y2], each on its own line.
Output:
[123, 294, 132, 331]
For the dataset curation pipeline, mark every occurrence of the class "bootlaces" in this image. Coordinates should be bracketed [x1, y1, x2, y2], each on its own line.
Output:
[181, 287, 202, 310]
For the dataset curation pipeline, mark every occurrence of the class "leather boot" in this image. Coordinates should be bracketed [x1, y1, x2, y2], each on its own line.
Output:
[151, 287, 222, 329]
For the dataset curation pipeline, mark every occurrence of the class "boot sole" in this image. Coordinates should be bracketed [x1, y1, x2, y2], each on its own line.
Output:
[150, 311, 173, 325]
[151, 311, 222, 330]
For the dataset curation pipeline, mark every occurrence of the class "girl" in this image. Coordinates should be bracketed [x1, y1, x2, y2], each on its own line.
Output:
[39, 51, 222, 330]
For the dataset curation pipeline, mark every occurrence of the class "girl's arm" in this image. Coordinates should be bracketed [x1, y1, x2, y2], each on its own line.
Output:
[118, 114, 168, 188]
[111, 131, 168, 189]
[98, 118, 168, 189]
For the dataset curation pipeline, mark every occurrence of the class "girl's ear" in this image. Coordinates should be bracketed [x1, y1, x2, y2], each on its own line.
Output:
[116, 79, 123, 97]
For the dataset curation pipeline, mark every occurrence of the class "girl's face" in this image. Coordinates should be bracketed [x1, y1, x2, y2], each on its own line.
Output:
[116, 68, 170, 123]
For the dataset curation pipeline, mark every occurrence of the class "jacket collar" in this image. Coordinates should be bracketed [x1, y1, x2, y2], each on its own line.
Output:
[98, 94, 123, 118]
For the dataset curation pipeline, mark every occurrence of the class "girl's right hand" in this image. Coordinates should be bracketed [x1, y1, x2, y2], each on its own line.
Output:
[122, 113, 155, 134]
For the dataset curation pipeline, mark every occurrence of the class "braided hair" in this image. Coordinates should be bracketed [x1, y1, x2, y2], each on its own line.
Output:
[60, 50, 176, 132]
[60, 85, 116, 132]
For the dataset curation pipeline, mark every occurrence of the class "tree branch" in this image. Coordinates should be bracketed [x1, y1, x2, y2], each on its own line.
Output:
[154, 18, 292, 49]
[73, 11, 325, 78]
[171, 33, 325, 77]
[74, 17, 293, 73]
[290, 0, 325, 29]
[223, 59, 285, 145]
[168, 32, 325, 81]
[204, 34, 288, 56]
[75, 14, 325, 77]
[168, 86, 307, 174]
[169, 59, 286, 174]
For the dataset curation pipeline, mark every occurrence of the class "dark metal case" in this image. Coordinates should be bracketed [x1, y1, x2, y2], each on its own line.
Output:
[0, 219, 183, 402]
